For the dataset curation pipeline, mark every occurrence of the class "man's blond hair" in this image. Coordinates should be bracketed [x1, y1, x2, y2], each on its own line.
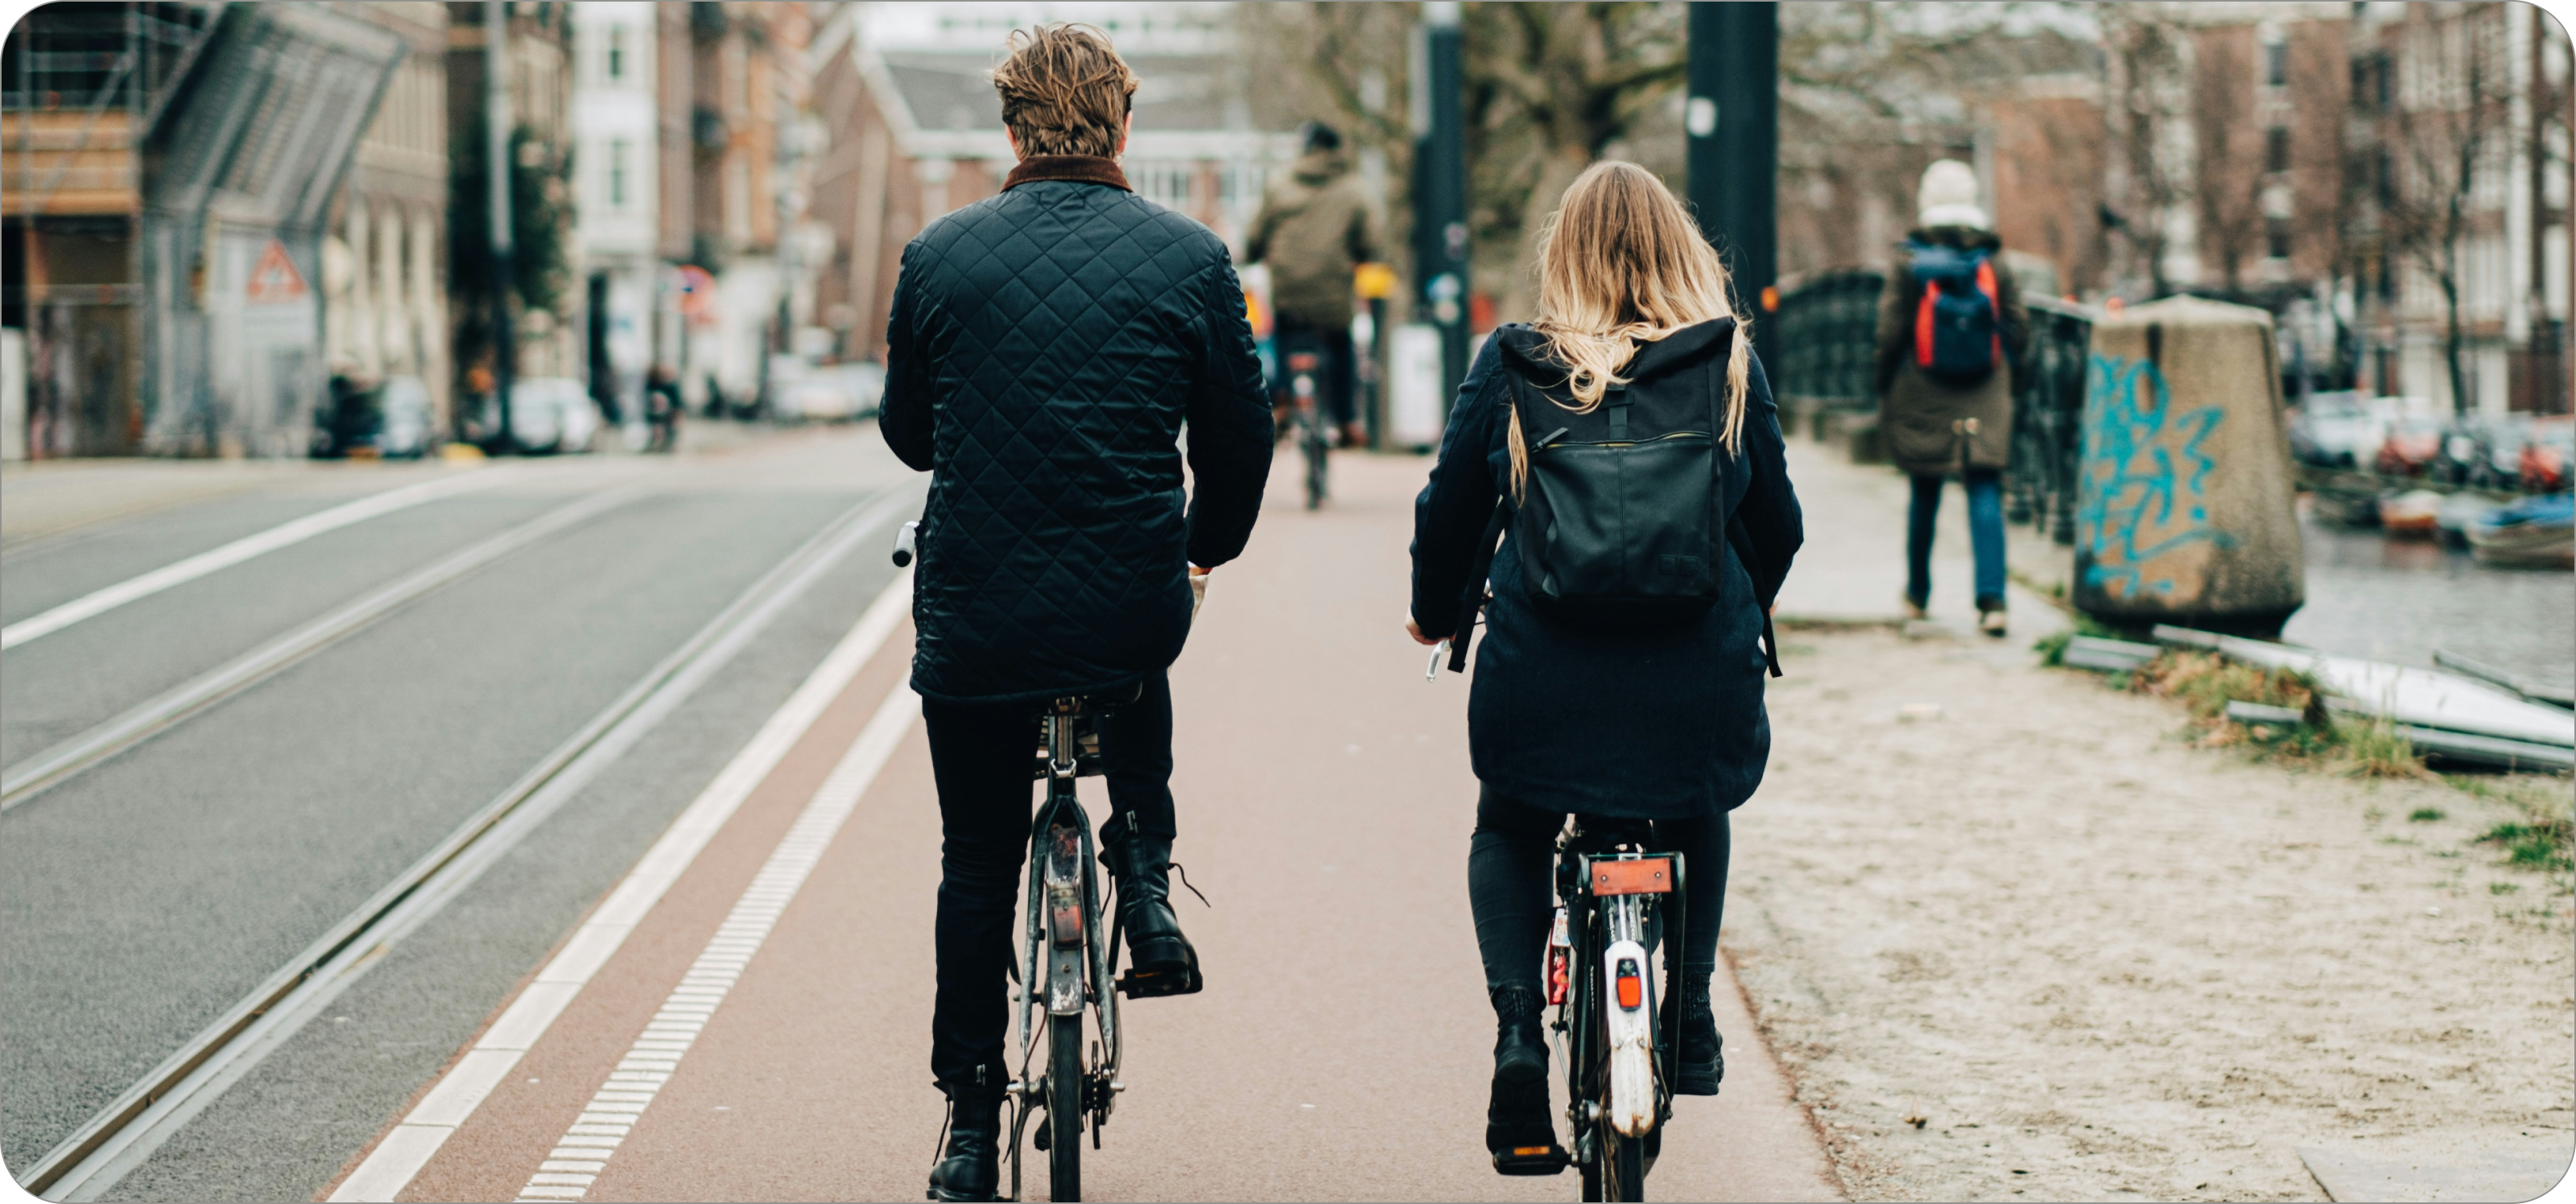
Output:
[990, 24, 1137, 159]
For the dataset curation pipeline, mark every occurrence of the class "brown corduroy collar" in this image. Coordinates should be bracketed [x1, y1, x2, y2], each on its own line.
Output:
[1001, 155, 1131, 192]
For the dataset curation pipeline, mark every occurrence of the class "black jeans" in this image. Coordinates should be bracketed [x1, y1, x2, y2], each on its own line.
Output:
[1468, 788, 1729, 1000]
[1273, 315, 1357, 427]
[920, 672, 1176, 1087]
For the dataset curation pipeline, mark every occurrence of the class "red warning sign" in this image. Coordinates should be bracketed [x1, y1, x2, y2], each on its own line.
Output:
[245, 240, 307, 303]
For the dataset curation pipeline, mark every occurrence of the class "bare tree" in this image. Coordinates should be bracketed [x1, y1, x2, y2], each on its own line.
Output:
[2189, 26, 2268, 295]
[2101, 4, 2195, 299]
[2380, 2, 2514, 415]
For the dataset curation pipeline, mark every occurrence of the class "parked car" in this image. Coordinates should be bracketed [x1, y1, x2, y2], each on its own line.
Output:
[481, 377, 599, 454]
[378, 377, 435, 459]
[2523, 417, 2574, 493]
[775, 361, 884, 422]
[2373, 413, 2446, 476]
[2287, 393, 2385, 468]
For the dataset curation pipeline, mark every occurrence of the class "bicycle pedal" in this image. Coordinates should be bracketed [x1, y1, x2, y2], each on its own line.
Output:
[1492, 1144, 1571, 1176]
[1115, 966, 1202, 998]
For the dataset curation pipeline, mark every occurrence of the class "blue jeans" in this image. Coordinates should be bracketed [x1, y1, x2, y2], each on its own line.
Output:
[1907, 470, 2007, 610]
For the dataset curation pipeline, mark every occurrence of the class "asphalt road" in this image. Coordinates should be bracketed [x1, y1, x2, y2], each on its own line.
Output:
[0, 427, 920, 1198]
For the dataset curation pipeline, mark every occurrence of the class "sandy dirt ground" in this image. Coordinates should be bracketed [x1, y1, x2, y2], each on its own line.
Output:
[1723, 628, 2575, 1202]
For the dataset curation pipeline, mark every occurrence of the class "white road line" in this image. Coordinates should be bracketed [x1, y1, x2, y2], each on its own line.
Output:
[502, 683, 919, 1203]
[1, 466, 527, 651]
[324, 570, 914, 1204]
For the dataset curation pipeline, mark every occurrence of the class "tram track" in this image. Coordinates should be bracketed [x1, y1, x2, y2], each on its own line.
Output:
[0, 479, 636, 810]
[14, 484, 919, 1200]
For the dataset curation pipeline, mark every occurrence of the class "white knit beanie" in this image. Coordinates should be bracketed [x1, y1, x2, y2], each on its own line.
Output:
[1916, 159, 1989, 231]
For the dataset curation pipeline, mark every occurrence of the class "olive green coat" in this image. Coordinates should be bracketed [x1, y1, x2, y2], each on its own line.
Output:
[1873, 225, 2029, 475]
[1245, 149, 1385, 329]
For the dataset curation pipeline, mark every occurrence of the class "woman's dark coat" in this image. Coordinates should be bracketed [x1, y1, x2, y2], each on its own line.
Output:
[881, 155, 1274, 705]
[1410, 321, 1803, 819]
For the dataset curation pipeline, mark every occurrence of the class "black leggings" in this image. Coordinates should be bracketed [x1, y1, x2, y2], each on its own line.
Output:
[919, 673, 1176, 1087]
[1468, 788, 1729, 998]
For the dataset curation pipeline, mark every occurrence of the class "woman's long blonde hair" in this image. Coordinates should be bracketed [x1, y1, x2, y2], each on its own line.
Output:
[1510, 160, 1752, 497]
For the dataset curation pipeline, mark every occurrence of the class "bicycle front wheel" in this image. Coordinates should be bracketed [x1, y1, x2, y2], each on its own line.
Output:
[1049, 1012, 1084, 1201]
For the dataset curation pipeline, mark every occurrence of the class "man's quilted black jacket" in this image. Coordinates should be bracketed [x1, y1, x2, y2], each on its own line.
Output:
[881, 157, 1274, 704]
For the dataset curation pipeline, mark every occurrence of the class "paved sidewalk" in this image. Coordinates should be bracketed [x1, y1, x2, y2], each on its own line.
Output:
[336, 449, 1843, 1202]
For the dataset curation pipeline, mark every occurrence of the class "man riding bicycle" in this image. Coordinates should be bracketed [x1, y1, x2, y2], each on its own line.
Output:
[877, 24, 1273, 1202]
[1246, 121, 1385, 451]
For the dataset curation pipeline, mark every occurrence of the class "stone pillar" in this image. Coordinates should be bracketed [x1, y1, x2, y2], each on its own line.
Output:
[2074, 295, 2306, 635]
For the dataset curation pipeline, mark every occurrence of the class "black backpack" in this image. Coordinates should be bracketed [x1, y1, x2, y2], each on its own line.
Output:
[1444, 322, 1779, 674]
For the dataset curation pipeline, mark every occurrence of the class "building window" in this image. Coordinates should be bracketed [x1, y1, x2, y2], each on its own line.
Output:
[610, 138, 630, 208]
[2267, 216, 2292, 262]
[608, 27, 627, 82]
[2265, 127, 2290, 174]
[2264, 40, 2287, 88]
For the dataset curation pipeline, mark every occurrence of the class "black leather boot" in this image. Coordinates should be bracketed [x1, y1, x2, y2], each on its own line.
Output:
[1100, 819, 1203, 997]
[1488, 985, 1567, 1174]
[927, 1070, 1003, 1202]
[1674, 979, 1724, 1096]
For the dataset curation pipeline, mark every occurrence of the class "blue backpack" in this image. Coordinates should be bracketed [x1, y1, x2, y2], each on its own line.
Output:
[1906, 241, 2001, 386]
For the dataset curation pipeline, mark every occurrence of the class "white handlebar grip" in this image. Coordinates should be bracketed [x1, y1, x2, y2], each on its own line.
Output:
[892, 520, 919, 567]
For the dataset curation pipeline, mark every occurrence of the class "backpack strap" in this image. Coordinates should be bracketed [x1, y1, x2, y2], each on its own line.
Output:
[1447, 497, 1510, 674]
[1728, 515, 1783, 678]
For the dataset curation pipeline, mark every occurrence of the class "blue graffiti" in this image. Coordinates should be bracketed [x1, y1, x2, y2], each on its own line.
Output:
[2079, 354, 2235, 597]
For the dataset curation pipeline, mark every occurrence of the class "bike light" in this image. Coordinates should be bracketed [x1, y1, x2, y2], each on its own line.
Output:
[1615, 958, 1643, 1009]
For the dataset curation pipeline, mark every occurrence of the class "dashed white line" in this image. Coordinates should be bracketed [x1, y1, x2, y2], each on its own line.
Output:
[1, 465, 527, 650]
[507, 680, 920, 1202]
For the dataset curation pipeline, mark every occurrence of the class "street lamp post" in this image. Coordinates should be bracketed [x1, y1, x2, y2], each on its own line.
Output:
[1411, 2, 1468, 415]
[1686, 1, 1778, 360]
[485, 0, 515, 452]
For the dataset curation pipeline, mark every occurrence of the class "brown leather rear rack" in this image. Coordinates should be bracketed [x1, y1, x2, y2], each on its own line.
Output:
[1589, 857, 1674, 897]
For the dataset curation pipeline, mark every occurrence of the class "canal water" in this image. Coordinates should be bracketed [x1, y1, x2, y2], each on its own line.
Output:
[2284, 510, 2576, 692]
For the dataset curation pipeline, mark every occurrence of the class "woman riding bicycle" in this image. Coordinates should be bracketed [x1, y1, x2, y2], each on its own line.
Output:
[1406, 161, 1802, 1170]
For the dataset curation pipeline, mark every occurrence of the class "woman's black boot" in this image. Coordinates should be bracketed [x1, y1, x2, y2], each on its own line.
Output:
[1487, 985, 1567, 1174]
[1100, 821, 1202, 997]
[927, 1071, 1003, 1202]
[1674, 978, 1725, 1096]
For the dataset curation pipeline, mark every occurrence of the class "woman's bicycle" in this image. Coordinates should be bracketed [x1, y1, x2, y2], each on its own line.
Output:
[997, 692, 1133, 1203]
[1517, 818, 1686, 1202]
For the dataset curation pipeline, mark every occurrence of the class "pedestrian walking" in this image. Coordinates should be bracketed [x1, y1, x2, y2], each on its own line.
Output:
[643, 365, 682, 453]
[1406, 161, 1803, 1173]
[1874, 159, 2030, 635]
[1246, 120, 1385, 449]
[877, 23, 1274, 1203]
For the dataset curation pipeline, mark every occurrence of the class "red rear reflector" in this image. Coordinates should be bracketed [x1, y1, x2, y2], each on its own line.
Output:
[1616, 974, 1642, 1009]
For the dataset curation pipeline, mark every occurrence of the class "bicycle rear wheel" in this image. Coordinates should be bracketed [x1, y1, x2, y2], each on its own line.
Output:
[1049, 1012, 1084, 1201]
[1302, 417, 1327, 509]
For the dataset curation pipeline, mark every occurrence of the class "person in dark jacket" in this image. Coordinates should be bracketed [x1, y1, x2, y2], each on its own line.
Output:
[878, 25, 1273, 1202]
[1408, 162, 1802, 1170]
[1873, 159, 2029, 635]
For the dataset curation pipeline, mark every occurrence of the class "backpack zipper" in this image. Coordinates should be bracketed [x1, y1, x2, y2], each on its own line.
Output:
[1534, 431, 1710, 451]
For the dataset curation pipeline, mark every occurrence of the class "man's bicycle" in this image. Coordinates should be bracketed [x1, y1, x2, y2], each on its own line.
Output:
[1282, 347, 1331, 509]
[998, 692, 1133, 1204]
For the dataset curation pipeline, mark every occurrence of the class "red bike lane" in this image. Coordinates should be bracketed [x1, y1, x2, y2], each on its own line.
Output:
[332, 453, 1839, 1202]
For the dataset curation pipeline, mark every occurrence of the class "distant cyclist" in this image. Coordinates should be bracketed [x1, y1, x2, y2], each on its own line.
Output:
[1406, 162, 1803, 1170]
[1246, 120, 1384, 450]
[877, 24, 1274, 1202]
